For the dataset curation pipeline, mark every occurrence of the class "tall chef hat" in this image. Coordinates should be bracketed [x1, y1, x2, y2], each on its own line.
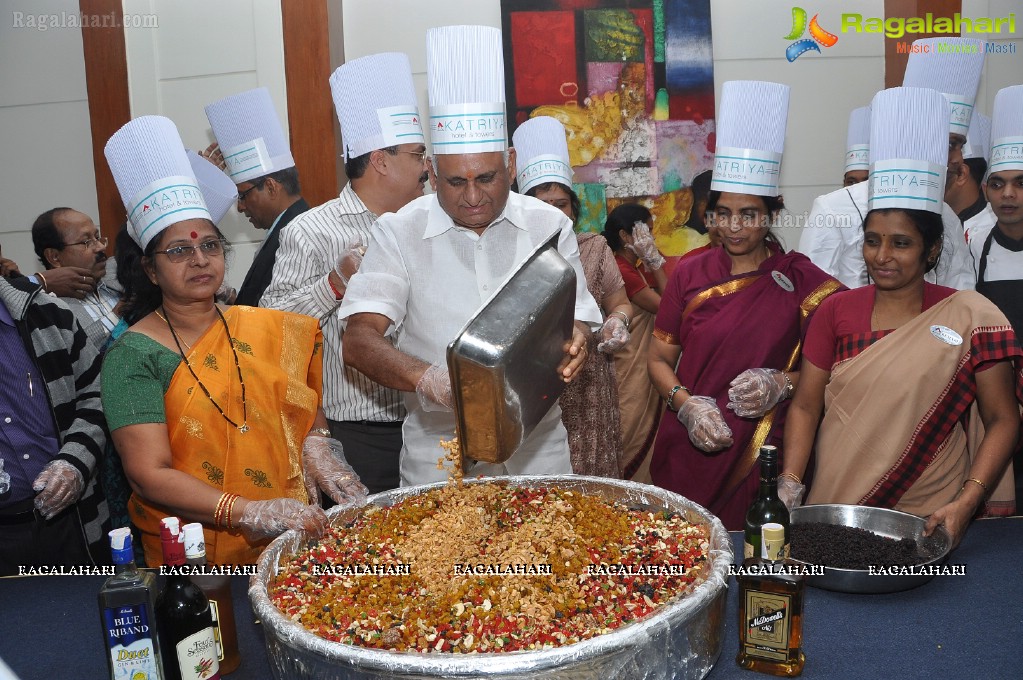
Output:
[104, 116, 211, 250]
[330, 52, 425, 162]
[868, 87, 949, 214]
[845, 106, 871, 173]
[710, 80, 790, 197]
[427, 25, 506, 155]
[963, 113, 991, 162]
[512, 116, 573, 195]
[989, 85, 1023, 174]
[205, 87, 294, 184]
[902, 38, 985, 136]
[186, 150, 238, 226]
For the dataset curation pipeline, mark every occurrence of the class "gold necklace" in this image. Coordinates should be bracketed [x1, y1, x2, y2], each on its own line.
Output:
[154, 309, 191, 350]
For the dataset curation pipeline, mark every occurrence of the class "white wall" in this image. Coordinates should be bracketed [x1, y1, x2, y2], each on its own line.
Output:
[0, 0, 100, 275]
[123, 0, 288, 289]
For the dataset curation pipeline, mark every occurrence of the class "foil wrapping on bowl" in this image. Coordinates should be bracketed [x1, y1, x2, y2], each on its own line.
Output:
[250, 475, 732, 679]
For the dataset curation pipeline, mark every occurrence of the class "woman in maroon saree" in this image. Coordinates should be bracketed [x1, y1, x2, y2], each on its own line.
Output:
[647, 191, 843, 529]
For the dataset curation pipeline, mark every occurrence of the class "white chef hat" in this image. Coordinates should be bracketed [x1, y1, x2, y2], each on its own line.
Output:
[868, 87, 949, 214]
[512, 116, 573, 195]
[104, 116, 211, 250]
[427, 25, 506, 155]
[205, 88, 295, 184]
[845, 106, 871, 173]
[963, 113, 991, 162]
[186, 150, 238, 226]
[989, 85, 1023, 174]
[710, 81, 790, 197]
[330, 52, 425, 162]
[902, 38, 985, 136]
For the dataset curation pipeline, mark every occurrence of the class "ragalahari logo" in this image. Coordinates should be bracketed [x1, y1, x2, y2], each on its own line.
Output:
[784, 7, 839, 61]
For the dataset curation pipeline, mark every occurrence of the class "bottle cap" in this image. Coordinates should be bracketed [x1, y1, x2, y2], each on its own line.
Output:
[759, 445, 777, 461]
[108, 527, 134, 565]
[160, 516, 185, 566]
[182, 522, 208, 560]
[761, 523, 786, 561]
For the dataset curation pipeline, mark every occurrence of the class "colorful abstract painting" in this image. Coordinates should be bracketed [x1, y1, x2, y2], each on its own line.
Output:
[502, 0, 715, 255]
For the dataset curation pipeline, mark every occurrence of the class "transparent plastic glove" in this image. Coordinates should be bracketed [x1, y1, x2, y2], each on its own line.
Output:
[237, 498, 328, 541]
[335, 240, 366, 288]
[32, 460, 85, 518]
[727, 368, 788, 418]
[778, 477, 806, 511]
[596, 315, 630, 354]
[302, 436, 369, 506]
[215, 282, 237, 305]
[626, 222, 666, 271]
[416, 363, 453, 411]
[0, 460, 11, 495]
[677, 395, 734, 452]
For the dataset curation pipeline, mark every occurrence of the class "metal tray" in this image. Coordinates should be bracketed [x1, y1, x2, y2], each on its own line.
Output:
[790, 504, 951, 593]
[446, 233, 576, 464]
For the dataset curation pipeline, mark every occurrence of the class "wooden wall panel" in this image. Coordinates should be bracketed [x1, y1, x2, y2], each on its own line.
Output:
[884, 0, 963, 88]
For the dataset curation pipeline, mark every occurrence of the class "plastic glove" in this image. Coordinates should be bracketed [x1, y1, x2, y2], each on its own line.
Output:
[416, 363, 453, 411]
[727, 368, 788, 418]
[626, 222, 666, 271]
[215, 282, 237, 305]
[335, 240, 366, 288]
[236, 498, 328, 541]
[0, 459, 11, 495]
[32, 460, 85, 519]
[778, 477, 805, 511]
[302, 436, 369, 506]
[596, 315, 630, 354]
[677, 395, 734, 452]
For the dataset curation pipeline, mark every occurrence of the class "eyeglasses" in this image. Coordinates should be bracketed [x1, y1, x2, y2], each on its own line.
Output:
[398, 150, 428, 164]
[153, 239, 226, 264]
[62, 235, 108, 250]
[237, 180, 266, 202]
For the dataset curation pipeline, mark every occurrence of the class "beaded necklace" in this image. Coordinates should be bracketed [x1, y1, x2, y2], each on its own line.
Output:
[160, 305, 249, 434]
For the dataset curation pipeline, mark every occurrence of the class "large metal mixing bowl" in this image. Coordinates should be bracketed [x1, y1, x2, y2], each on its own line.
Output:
[250, 476, 733, 680]
[791, 504, 951, 594]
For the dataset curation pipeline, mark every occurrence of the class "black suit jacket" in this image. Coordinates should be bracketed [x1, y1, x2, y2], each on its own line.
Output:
[235, 197, 309, 306]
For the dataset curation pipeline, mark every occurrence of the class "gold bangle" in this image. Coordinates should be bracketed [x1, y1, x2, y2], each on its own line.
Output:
[225, 494, 239, 530]
[609, 310, 631, 330]
[214, 492, 230, 528]
[964, 477, 989, 494]
[35, 271, 48, 291]
[779, 471, 802, 484]
[666, 384, 690, 412]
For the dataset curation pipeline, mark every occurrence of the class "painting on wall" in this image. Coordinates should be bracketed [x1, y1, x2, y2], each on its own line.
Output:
[502, 0, 716, 256]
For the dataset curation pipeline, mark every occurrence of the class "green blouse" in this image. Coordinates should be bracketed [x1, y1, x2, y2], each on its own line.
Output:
[101, 331, 184, 431]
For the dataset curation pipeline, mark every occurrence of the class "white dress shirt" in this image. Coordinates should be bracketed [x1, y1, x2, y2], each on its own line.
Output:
[963, 204, 997, 246]
[339, 191, 602, 486]
[797, 181, 976, 290]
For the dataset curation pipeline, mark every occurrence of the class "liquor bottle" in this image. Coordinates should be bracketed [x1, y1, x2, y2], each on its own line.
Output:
[736, 523, 806, 676]
[743, 445, 790, 560]
[98, 527, 165, 680]
[157, 517, 221, 680]
[182, 522, 240, 674]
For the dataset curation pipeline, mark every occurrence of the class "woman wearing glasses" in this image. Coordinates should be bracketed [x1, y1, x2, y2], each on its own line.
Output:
[100, 116, 367, 566]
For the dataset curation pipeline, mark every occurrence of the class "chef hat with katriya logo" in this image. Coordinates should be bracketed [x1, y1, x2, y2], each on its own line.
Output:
[989, 85, 1023, 173]
[902, 37, 985, 137]
[104, 116, 211, 250]
[845, 106, 871, 173]
[186, 150, 238, 226]
[512, 116, 573, 195]
[205, 87, 295, 184]
[710, 80, 790, 197]
[868, 87, 950, 215]
[963, 113, 991, 162]
[427, 25, 506, 155]
[330, 52, 425, 162]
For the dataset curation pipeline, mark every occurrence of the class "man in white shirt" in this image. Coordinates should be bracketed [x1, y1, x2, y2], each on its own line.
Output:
[339, 26, 601, 486]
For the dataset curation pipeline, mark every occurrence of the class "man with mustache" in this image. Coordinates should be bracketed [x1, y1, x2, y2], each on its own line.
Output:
[31, 208, 120, 351]
[260, 53, 429, 495]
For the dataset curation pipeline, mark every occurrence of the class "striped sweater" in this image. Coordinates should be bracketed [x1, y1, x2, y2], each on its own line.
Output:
[0, 276, 109, 563]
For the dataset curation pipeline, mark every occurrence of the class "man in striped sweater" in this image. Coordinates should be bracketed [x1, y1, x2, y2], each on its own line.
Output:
[0, 273, 109, 575]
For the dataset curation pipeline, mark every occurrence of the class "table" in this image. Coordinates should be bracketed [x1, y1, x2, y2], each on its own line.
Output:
[1, 517, 1019, 679]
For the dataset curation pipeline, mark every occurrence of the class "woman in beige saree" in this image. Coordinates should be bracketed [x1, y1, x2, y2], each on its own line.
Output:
[783, 207, 1022, 547]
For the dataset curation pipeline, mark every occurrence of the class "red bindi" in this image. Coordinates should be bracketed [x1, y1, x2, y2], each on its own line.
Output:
[190, 231, 198, 239]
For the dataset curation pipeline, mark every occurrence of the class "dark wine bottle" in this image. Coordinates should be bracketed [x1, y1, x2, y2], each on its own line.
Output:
[743, 446, 790, 560]
[182, 522, 240, 674]
[156, 517, 221, 680]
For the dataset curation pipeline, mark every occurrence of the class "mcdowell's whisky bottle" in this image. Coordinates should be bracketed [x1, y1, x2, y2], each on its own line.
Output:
[736, 523, 806, 676]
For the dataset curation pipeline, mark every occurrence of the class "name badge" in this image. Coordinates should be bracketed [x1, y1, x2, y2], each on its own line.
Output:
[772, 271, 794, 292]
[930, 325, 963, 346]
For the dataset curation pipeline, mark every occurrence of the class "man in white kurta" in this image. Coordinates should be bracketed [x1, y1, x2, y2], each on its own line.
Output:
[339, 184, 601, 485]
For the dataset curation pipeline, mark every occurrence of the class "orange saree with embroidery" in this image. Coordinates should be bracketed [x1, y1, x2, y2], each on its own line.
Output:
[132, 306, 322, 566]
